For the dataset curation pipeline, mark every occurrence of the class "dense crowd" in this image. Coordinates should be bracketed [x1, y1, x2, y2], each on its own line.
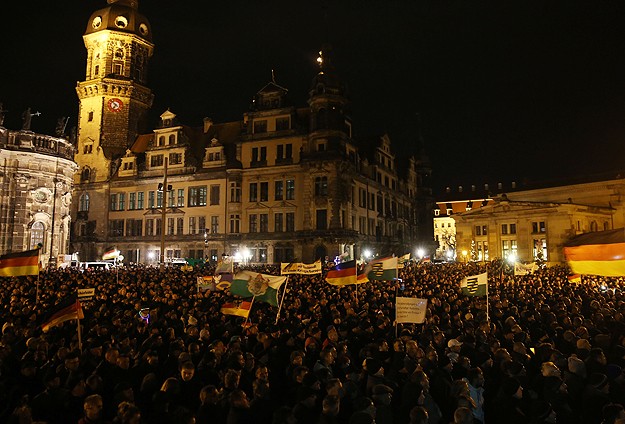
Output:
[1, 260, 624, 424]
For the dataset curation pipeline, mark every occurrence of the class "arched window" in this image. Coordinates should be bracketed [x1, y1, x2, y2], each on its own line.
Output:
[79, 193, 90, 212]
[168, 134, 176, 145]
[30, 221, 45, 250]
[81, 168, 90, 182]
[158, 136, 165, 147]
[590, 221, 598, 232]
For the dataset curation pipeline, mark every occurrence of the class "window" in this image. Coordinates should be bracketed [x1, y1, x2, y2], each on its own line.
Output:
[316, 209, 327, 230]
[126, 219, 142, 236]
[475, 225, 481, 236]
[210, 185, 220, 205]
[146, 219, 154, 236]
[79, 194, 90, 212]
[118, 193, 125, 210]
[211, 216, 219, 234]
[148, 191, 155, 209]
[198, 216, 206, 232]
[167, 190, 175, 208]
[249, 183, 258, 202]
[230, 214, 240, 233]
[286, 179, 295, 200]
[158, 136, 165, 147]
[169, 152, 182, 165]
[155, 218, 162, 236]
[168, 134, 176, 145]
[177, 189, 184, 207]
[253, 120, 267, 133]
[177, 218, 184, 234]
[260, 182, 268, 202]
[286, 212, 295, 232]
[230, 182, 241, 203]
[110, 194, 118, 211]
[189, 186, 207, 206]
[249, 214, 257, 233]
[151, 154, 164, 167]
[30, 221, 45, 250]
[137, 192, 144, 209]
[156, 191, 163, 208]
[315, 176, 328, 196]
[275, 213, 283, 232]
[108, 220, 124, 237]
[275, 181, 283, 201]
[276, 117, 290, 131]
[501, 224, 508, 235]
[189, 217, 196, 235]
[260, 214, 268, 232]
[129, 193, 136, 210]
[510, 223, 517, 234]
[532, 221, 546, 233]
[482, 225, 488, 235]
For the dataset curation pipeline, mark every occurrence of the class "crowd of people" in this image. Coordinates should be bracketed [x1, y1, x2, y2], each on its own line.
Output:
[0, 259, 624, 424]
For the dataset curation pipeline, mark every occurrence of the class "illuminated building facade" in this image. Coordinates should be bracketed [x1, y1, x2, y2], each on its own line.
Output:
[70, 0, 435, 264]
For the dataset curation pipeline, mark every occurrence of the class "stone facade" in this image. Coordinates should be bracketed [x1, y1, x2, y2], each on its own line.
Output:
[0, 127, 77, 266]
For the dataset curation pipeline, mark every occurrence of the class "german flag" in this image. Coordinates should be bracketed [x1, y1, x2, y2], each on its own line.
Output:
[563, 228, 625, 277]
[41, 297, 84, 332]
[0, 249, 40, 277]
[220, 301, 252, 318]
[325, 260, 357, 286]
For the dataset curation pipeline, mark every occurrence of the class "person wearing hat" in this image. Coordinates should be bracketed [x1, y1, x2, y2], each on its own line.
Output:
[447, 338, 463, 364]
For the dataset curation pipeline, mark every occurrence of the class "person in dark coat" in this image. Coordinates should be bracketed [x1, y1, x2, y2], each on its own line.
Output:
[582, 373, 612, 424]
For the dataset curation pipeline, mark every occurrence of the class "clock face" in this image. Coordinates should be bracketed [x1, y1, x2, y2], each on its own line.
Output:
[108, 98, 123, 113]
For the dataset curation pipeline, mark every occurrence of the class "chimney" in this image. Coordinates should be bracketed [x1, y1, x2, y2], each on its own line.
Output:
[203, 117, 213, 133]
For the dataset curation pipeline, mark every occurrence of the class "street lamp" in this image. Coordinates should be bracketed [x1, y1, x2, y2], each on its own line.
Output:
[462, 250, 468, 263]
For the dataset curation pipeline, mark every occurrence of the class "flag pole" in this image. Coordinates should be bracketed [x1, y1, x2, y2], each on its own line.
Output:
[275, 276, 289, 324]
[486, 273, 490, 323]
[243, 296, 256, 328]
[76, 298, 83, 354]
[36, 272, 40, 305]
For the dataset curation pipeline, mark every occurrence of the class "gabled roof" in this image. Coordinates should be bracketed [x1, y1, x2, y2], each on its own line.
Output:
[257, 81, 288, 95]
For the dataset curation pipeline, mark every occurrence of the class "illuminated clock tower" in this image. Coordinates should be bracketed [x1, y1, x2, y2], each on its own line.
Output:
[73, 0, 153, 259]
[75, 0, 154, 182]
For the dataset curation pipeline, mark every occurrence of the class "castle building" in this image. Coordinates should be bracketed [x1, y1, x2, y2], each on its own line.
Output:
[0, 115, 77, 266]
[70, 0, 434, 264]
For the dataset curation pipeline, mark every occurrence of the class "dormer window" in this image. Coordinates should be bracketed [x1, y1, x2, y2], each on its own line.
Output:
[168, 134, 176, 145]
[254, 120, 267, 134]
[276, 117, 290, 131]
[158, 136, 165, 147]
[123, 161, 134, 170]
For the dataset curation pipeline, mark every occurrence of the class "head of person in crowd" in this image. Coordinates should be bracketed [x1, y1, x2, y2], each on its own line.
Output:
[541, 361, 561, 378]
[82, 393, 104, 422]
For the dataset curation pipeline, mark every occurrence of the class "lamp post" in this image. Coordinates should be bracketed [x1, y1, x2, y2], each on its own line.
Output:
[159, 157, 168, 272]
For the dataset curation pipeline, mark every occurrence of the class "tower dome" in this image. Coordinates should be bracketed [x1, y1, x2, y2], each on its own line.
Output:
[85, 0, 152, 43]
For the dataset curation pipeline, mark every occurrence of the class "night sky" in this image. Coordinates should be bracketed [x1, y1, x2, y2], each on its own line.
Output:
[2, 0, 625, 192]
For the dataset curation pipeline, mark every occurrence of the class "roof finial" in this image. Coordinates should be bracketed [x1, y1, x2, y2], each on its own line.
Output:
[271, 69, 276, 84]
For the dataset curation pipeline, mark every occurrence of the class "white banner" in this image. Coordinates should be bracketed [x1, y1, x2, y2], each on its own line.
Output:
[514, 262, 537, 276]
[395, 297, 428, 324]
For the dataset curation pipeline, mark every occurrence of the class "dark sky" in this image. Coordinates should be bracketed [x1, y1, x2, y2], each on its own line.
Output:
[3, 0, 625, 192]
